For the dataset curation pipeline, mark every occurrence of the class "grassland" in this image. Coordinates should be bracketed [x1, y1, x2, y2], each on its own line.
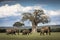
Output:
[0, 32, 60, 40]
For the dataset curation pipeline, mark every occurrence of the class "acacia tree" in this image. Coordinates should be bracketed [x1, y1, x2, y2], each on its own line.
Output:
[13, 22, 24, 34]
[22, 9, 50, 33]
[13, 22, 24, 27]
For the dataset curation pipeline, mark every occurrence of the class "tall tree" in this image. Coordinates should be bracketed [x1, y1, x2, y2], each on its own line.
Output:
[22, 9, 50, 33]
[13, 22, 24, 34]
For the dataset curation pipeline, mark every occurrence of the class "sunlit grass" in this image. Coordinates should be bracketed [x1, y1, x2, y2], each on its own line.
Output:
[0, 32, 60, 40]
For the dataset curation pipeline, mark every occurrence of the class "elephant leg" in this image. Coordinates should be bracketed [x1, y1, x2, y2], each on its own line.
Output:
[43, 32, 44, 35]
[28, 33, 29, 35]
[42, 31, 44, 35]
[48, 30, 51, 35]
[49, 32, 51, 35]
[14, 33, 16, 35]
[6, 33, 9, 35]
[46, 31, 48, 35]
[40, 32, 42, 35]
[46, 33, 48, 35]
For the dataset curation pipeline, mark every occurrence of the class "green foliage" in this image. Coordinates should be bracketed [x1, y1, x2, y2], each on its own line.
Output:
[13, 22, 24, 27]
[51, 28, 60, 32]
[22, 9, 50, 25]
[0, 29, 6, 33]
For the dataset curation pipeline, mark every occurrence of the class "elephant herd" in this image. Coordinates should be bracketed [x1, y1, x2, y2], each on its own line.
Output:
[6, 29, 32, 35]
[6, 26, 51, 35]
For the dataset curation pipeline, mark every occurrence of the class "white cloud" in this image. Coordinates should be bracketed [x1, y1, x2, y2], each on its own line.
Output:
[0, 4, 43, 18]
[0, 3, 60, 18]
[44, 9, 60, 16]
[47, 10, 60, 16]
[0, 4, 21, 18]
[48, 22, 57, 25]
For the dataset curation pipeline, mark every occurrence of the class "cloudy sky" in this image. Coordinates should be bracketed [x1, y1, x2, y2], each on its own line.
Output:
[0, 0, 60, 27]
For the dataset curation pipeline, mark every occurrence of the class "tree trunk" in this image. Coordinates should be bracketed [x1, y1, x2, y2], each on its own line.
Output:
[32, 23, 37, 33]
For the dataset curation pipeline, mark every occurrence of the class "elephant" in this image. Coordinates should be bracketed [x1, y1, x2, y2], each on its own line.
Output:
[22, 29, 32, 35]
[6, 29, 19, 35]
[40, 26, 51, 35]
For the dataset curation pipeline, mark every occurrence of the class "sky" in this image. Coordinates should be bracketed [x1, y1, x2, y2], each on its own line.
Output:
[0, 0, 60, 27]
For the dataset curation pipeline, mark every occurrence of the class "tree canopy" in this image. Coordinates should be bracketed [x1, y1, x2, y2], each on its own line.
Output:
[22, 9, 50, 25]
[13, 22, 24, 27]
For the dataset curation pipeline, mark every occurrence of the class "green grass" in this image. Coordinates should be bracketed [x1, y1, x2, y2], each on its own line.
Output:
[0, 32, 60, 40]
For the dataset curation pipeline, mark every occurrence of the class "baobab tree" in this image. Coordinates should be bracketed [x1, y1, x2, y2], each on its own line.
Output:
[22, 9, 50, 33]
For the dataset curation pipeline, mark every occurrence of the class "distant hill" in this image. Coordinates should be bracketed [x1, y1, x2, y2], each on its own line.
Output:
[0, 25, 60, 29]
[38, 25, 60, 29]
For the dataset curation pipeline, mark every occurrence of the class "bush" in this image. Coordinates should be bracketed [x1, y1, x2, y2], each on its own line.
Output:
[51, 28, 60, 32]
[0, 29, 6, 33]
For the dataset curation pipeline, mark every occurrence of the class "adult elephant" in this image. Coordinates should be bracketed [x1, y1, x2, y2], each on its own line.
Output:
[6, 29, 16, 35]
[40, 26, 51, 35]
[6, 29, 19, 35]
[22, 29, 32, 35]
